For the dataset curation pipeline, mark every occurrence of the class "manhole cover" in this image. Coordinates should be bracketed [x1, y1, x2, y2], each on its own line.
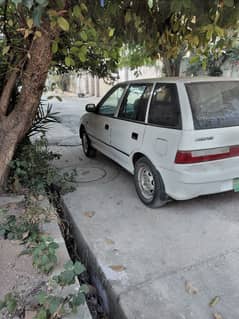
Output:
[75, 167, 107, 182]
[58, 136, 81, 146]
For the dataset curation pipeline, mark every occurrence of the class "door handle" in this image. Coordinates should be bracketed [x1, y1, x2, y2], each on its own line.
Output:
[131, 132, 138, 140]
[105, 124, 109, 130]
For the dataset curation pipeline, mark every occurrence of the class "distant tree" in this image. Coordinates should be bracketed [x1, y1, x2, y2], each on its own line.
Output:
[186, 45, 239, 76]
[108, 0, 239, 76]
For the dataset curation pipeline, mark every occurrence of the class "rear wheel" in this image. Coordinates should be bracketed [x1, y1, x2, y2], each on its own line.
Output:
[81, 131, 96, 158]
[134, 157, 169, 208]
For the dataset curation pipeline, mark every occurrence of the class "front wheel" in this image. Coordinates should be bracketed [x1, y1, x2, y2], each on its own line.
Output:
[81, 131, 96, 158]
[134, 157, 169, 208]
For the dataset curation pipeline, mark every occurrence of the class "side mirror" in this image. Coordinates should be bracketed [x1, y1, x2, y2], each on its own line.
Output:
[85, 103, 96, 113]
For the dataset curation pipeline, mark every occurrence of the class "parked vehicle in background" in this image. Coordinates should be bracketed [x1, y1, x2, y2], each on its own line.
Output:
[79, 77, 239, 208]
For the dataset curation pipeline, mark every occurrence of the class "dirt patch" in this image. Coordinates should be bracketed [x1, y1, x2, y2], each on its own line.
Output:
[0, 196, 47, 318]
[0, 239, 47, 318]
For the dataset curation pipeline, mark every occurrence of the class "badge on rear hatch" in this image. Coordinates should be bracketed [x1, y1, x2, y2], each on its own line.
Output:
[233, 178, 239, 192]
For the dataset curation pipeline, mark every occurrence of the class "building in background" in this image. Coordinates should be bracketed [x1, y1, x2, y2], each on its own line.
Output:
[47, 58, 239, 98]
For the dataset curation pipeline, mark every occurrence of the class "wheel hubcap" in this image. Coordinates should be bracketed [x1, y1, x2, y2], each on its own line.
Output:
[138, 165, 155, 200]
[82, 134, 89, 153]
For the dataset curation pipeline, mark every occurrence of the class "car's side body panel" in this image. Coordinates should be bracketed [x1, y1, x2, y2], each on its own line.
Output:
[84, 113, 112, 157]
[109, 117, 146, 171]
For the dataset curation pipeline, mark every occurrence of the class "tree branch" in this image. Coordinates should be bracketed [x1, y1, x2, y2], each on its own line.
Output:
[0, 69, 18, 116]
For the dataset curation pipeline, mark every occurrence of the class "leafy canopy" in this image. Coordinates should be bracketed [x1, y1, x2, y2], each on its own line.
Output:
[0, 0, 120, 81]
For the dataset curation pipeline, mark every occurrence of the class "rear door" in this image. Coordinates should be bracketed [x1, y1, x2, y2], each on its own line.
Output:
[143, 82, 182, 171]
[110, 83, 153, 170]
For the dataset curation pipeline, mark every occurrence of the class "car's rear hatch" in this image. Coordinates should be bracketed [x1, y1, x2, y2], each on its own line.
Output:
[175, 80, 239, 183]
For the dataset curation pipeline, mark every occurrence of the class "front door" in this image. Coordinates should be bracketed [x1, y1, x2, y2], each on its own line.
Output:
[86, 84, 126, 157]
[110, 83, 153, 170]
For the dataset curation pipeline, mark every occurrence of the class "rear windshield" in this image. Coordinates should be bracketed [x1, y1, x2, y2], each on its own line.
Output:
[186, 81, 239, 129]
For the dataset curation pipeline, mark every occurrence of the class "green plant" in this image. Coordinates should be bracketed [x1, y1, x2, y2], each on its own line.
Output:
[0, 200, 59, 274]
[9, 135, 76, 195]
[34, 261, 88, 319]
[0, 261, 88, 319]
[27, 101, 60, 138]
[0, 198, 49, 241]
[53, 260, 86, 286]
[0, 214, 39, 240]
[24, 236, 59, 274]
[0, 293, 18, 315]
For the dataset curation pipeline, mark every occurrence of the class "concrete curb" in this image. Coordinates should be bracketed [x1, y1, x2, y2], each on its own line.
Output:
[40, 199, 92, 319]
[60, 198, 127, 319]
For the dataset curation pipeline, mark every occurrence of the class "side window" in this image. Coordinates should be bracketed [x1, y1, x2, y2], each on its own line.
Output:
[98, 86, 125, 116]
[148, 83, 181, 128]
[118, 84, 153, 122]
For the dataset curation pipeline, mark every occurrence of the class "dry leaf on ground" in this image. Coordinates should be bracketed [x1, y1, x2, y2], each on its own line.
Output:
[209, 296, 220, 307]
[109, 265, 126, 272]
[105, 238, 115, 245]
[185, 280, 198, 294]
[213, 312, 223, 319]
[84, 211, 96, 218]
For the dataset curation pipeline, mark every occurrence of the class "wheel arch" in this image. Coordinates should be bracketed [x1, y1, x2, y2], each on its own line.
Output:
[132, 152, 167, 191]
[132, 152, 149, 167]
[79, 124, 85, 138]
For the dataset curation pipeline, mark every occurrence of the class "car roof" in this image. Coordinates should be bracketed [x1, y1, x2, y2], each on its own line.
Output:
[118, 76, 239, 85]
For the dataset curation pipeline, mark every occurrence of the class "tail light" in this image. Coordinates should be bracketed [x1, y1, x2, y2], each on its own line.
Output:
[175, 146, 239, 164]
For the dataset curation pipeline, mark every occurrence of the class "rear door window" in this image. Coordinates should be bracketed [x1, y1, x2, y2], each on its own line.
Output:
[148, 83, 181, 129]
[118, 84, 153, 122]
[186, 81, 239, 129]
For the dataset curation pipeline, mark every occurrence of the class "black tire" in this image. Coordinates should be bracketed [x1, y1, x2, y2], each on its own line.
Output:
[81, 131, 96, 158]
[134, 157, 169, 208]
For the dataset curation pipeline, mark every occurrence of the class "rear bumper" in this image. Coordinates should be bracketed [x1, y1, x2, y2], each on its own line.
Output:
[160, 157, 239, 200]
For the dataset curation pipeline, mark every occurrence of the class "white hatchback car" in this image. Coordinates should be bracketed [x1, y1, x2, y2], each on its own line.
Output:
[79, 77, 239, 207]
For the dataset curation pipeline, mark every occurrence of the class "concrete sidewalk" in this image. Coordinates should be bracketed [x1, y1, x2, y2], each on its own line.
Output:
[52, 144, 239, 319]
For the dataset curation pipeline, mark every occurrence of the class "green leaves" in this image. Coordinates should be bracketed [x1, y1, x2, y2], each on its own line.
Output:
[30, 236, 59, 274]
[65, 56, 75, 66]
[0, 293, 18, 315]
[57, 16, 69, 31]
[35, 308, 48, 319]
[35, 293, 58, 319]
[74, 261, 86, 275]
[78, 45, 87, 62]
[53, 260, 86, 287]
[189, 55, 200, 64]
[80, 30, 88, 41]
[33, 5, 44, 26]
[73, 5, 81, 17]
[148, 0, 153, 9]
[34, 263, 88, 318]
[52, 41, 58, 54]
[2, 46, 10, 55]
[109, 27, 115, 37]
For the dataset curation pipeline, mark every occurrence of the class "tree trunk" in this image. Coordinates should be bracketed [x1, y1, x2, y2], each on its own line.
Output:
[163, 56, 181, 76]
[0, 29, 54, 191]
[0, 123, 20, 189]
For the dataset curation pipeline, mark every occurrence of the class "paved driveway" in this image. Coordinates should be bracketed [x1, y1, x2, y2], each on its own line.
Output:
[49, 96, 239, 319]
